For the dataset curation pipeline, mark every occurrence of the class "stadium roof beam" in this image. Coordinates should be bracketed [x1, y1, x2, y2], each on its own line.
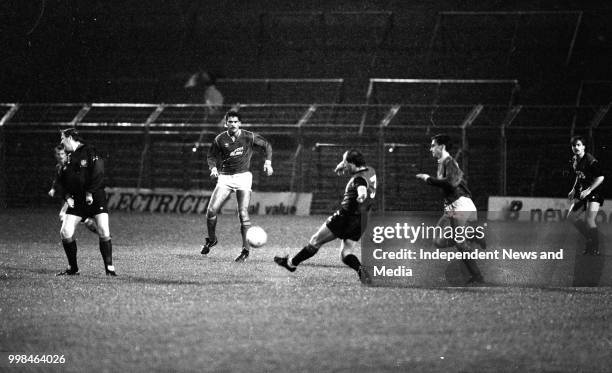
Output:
[70, 104, 92, 126]
[500, 105, 522, 135]
[297, 105, 317, 127]
[461, 104, 483, 129]
[588, 102, 611, 140]
[0, 104, 19, 127]
[372, 104, 401, 133]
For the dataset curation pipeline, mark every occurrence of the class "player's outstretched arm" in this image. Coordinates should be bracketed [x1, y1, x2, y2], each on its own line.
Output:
[334, 161, 347, 176]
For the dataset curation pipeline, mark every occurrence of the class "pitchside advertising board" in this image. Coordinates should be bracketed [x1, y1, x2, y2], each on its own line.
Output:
[105, 188, 312, 216]
[362, 201, 612, 287]
[487, 196, 612, 223]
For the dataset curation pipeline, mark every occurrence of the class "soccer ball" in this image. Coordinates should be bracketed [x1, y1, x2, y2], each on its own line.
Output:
[246, 226, 267, 248]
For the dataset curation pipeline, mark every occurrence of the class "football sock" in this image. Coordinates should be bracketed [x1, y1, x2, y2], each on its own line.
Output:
[291, 244, 318, 266]
[463, 258, 482, 280]
[589, 227, 599, 253]
[240, 218, 252, 250]
[342, 254, 361, 272]
[62, 238, 78, 271]
[206, 215, 217, 241]
[99, 236, 113, 267]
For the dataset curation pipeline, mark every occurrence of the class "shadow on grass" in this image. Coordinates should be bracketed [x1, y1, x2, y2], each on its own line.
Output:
[0, 265, 60, 277]
[300, 262, 346, 269]
[123, 275, 266, 287]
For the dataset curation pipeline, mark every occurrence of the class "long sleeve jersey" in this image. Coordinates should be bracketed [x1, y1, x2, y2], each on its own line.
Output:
[207, 130, 272, 175]
[57, 144, 105, 199]
[426, 155, 471, 205]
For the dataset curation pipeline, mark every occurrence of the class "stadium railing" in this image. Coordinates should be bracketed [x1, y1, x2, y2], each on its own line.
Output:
[1, 102, 611, 212]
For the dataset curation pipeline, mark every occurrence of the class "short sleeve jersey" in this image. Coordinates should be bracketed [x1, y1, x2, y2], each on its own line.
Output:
[572, 153, 603, 193]
[340, 167, 377, 214]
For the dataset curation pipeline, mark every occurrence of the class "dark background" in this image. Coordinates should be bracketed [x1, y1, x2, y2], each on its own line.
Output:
[1, 0, 612, 211]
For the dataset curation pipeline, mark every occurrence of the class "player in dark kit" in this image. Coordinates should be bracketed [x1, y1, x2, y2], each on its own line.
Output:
[567, 136, 605, 255]
[416, 134, 485, 285]
[48, 144, 97, 233]
[274, 149, 376, 283]
[55, 128, 116, 276]
[200, 111, 273, 262]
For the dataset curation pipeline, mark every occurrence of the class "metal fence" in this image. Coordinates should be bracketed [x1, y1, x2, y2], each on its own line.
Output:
[1, 102, 611, 212]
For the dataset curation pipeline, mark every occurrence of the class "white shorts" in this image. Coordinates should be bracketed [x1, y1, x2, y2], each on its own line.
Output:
[217, 172, 253, 192]
[444, 196, 477, 222]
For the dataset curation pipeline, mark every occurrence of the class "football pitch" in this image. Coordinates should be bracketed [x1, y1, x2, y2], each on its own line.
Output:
[1, 209, 611, 372]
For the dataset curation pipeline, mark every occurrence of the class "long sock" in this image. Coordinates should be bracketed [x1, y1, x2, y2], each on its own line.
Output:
[463, 258, 482, 279]
[342, 254, 361, 272]
[589, 227, 599, 253]
[573, 220, 589, 238]
[291, 244, 319, 266]
[240, 218, 252, 250]
[99, 237, 113, 267]
[207, 216, 217, 241]
[62, 238, 78, 270]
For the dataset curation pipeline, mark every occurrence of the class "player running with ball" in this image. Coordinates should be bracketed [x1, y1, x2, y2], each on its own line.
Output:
[200, 111, 273, 262]
[274, 149, 376, 283]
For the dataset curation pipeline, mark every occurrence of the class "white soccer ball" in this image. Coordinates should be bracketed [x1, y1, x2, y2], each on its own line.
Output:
[246, 226, 267, 248]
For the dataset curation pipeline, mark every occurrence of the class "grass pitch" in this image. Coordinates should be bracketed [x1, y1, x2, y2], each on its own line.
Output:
[1, 209, 611, 372]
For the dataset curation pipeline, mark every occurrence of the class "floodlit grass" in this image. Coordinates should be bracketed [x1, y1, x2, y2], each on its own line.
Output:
[1, 209, 611, 372]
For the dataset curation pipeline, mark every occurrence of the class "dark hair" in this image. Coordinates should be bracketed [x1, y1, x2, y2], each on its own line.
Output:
[345, 149, 366, 167]
[225, 111, 241, 122]
[570, 135, 586, 146]
[61, 128, 85, 143]
[431, 134, 451, 149]
[54, 143, 65, 152]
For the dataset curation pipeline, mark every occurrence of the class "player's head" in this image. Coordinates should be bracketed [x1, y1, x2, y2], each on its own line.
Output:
[344, 149, 366, 167]
[570, 135, 586, 156]
[60, 128, 84, 152]
[430, 134, 451, 159]
[224, 111, 241, 136]
[339, 149, 366, 174]
[54, 144, 67, 165]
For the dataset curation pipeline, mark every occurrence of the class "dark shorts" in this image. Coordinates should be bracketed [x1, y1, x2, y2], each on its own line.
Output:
[571, 192, 604, 212]
[325, 210, 367, 242]
[66, 190, 109, 219]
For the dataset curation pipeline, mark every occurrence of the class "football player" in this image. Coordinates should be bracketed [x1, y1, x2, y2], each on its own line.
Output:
[200, 111, 273, 262]
[274, 149, 376, 283]
[567, 135, 605, 255]
[49, 144, 97, 233]
[416, 134, 485, 285]
[55, 129, 116, 276]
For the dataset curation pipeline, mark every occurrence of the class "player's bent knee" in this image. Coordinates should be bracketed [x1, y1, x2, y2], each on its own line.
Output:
[237, 208, 249, 221]
[60, 228, 73, 241]
[206, 208, 218, 219]
[341, 247, 357, 260]
[308, 236, 322, 249]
